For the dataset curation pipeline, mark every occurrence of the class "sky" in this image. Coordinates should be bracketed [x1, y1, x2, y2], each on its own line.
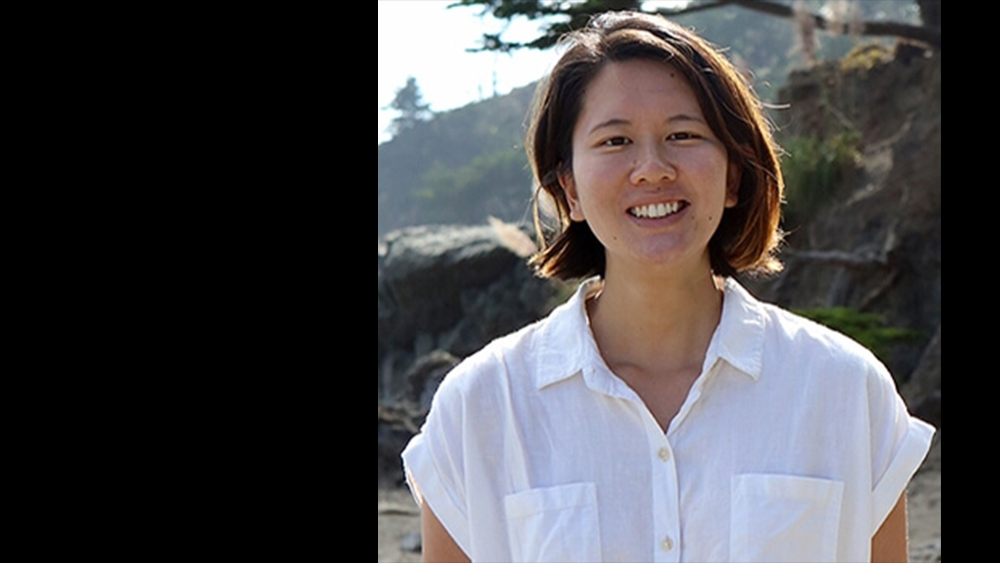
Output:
[377, 0, 691, 145]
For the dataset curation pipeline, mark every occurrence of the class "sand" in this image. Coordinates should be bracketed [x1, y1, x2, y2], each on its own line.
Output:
[378, 487, 422, 563]
[378, 437, 941, 562]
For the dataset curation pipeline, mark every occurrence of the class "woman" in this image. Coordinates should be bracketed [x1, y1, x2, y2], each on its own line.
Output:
[403, 11, 935, 563]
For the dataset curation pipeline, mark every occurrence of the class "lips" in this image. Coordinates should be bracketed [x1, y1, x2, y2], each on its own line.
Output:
[628, 201, 687, 219]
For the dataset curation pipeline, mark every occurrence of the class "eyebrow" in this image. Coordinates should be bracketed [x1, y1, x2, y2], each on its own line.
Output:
[587, 114, 707, 136]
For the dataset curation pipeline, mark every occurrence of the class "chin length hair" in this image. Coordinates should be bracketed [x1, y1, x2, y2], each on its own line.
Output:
[527, 11, 785, 281]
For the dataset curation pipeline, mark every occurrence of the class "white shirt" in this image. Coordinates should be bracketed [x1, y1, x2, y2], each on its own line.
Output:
[403, 278, 936, 563]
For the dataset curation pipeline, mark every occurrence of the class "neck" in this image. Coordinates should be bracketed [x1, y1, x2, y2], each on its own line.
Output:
[588, 258, 725, 377]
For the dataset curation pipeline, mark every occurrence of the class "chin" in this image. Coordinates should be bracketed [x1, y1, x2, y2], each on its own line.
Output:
[613, 244, 711, 275]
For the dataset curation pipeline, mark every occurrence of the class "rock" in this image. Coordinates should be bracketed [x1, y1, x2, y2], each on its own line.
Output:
[378, 404, 421, 487]
[909, 540, 942, 563]
[383, 225, 519, 339]
[377, 222, 557, 485]
[405, 351, 461, 411]
[401, 532, 423, 554]
[904, 326, 942, 429]
[378, 223, 556, 404]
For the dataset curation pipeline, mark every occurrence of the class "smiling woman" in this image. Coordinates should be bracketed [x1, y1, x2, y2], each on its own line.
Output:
[403, 11, 935, 563]
[560, 59, 739, 281]
[527, 14, 785, 281]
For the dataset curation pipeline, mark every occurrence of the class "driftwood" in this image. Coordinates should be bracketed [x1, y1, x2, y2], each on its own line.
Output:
[378, 404, 424, 486]
[378, 502, 419, 516]
[783, 249, 890, 270]
[378, 404, 421, 436]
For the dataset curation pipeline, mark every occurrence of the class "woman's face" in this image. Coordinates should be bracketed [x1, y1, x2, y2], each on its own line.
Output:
[562, 59, 738, 278]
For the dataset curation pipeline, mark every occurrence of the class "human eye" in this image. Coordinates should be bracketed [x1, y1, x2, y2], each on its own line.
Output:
[667, 132, 702, 142]
[600, 136, 632, 148]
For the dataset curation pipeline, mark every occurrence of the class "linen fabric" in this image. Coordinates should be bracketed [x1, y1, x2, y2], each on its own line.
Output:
[402, 278, 936, 563]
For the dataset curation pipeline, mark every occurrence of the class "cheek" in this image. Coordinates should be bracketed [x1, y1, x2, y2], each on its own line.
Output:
[573, 157, 626, 201]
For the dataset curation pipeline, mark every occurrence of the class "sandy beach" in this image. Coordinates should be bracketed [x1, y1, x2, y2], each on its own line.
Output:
[378, 437, 941, 563]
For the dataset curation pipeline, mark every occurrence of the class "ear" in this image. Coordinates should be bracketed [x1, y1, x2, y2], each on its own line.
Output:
[559, 169, 587, 223]
[725, 161, 742, 209]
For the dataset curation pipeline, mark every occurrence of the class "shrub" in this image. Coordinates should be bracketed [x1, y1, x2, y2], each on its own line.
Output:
[794, 307, 922, 363]
[781, 132, 862, 230]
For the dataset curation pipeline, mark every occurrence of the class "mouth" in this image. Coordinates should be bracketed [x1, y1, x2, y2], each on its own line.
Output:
[628, 201, 688, 219]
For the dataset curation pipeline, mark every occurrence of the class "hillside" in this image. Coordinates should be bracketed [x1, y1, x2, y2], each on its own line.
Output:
[376, 1, 922, 240]
[377, 84, 537, 237]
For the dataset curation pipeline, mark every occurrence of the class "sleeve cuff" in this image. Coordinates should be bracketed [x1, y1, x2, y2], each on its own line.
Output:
[872, 417, 936, 535]
[401, 433, 472, 557]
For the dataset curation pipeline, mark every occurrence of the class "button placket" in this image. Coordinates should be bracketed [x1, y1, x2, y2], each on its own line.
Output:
[651, 438, 681, 561]
[637, 402, 681, 562]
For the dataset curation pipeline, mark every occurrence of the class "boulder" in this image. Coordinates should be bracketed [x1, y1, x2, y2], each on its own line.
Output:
[378, 404, 420, 487]
[406, 351, 461, 412]
[377, 223, 557, 484]
[903, 326, 942, 429]
[378, 223, 555, 404]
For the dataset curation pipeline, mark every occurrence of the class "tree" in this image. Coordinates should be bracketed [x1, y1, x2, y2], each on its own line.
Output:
[451, 0, 940, 52]
[917, 0, 941, 29]
[385, 77, 434, 137]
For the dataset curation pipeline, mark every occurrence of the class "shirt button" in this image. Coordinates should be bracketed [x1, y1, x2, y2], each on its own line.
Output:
[661, 536, 675, 552]
[658, 447, 671, 462]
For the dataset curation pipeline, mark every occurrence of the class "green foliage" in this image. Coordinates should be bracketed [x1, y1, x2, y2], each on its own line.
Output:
[378, 84, 537, 236]
[451, 0, 642, 51]
[418, 148, 530, 213]
[780, 132, 862, 229]
[794, 307, 922, 362]
[840, 42, 894, 73]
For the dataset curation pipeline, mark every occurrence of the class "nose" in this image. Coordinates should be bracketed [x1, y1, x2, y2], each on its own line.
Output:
[629, 144, 677, 186]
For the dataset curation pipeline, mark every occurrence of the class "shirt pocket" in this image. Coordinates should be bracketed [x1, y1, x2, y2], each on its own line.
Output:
[731, 474, 845, 563]
[504, 482, 602, 563]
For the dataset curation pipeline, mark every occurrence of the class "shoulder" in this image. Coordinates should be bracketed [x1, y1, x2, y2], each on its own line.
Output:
[431, 315, 549, 410]
[764, 303, 876, 359]
[757, 300, 891, 385]
[724, 280, 886, 381]
[433, 280, 593, 407]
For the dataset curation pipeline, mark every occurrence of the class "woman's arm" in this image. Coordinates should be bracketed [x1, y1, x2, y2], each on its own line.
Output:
[421, 501, 470, 563]
[872, 494, 909, 563]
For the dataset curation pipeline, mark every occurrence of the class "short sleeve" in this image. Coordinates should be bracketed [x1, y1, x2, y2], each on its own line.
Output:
[867, 359, 936, 534]
[401, 372, 473, 556]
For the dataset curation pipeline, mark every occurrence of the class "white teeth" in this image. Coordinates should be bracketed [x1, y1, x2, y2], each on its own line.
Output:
[630, 202, 683, 219]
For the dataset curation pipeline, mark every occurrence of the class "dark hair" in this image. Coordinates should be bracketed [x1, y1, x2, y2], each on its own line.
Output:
[527, 11, 784, 280]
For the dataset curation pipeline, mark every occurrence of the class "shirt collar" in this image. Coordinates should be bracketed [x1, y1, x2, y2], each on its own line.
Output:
[535, 278, 603, 391]
[535, 276, 766, 391]
[710, 278, 766, 381]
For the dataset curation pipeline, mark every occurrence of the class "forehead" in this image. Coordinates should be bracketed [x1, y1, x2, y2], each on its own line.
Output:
[578, 59, 703, 124]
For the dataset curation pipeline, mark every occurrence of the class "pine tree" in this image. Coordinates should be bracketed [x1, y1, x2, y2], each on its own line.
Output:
[386, 77, 433, 137]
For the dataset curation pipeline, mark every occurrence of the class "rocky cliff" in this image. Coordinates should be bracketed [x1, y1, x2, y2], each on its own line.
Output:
[747, 44, 941, 426]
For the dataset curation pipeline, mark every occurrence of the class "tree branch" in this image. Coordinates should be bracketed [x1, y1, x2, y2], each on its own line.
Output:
[465, 0, 941, 53]
[655, 0, 941, 49]
[862, 20, 941, 49]
[653, 0, 734, 18]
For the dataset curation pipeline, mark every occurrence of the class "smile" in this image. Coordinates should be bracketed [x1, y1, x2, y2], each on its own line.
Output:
[628, 202, 687, 219]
